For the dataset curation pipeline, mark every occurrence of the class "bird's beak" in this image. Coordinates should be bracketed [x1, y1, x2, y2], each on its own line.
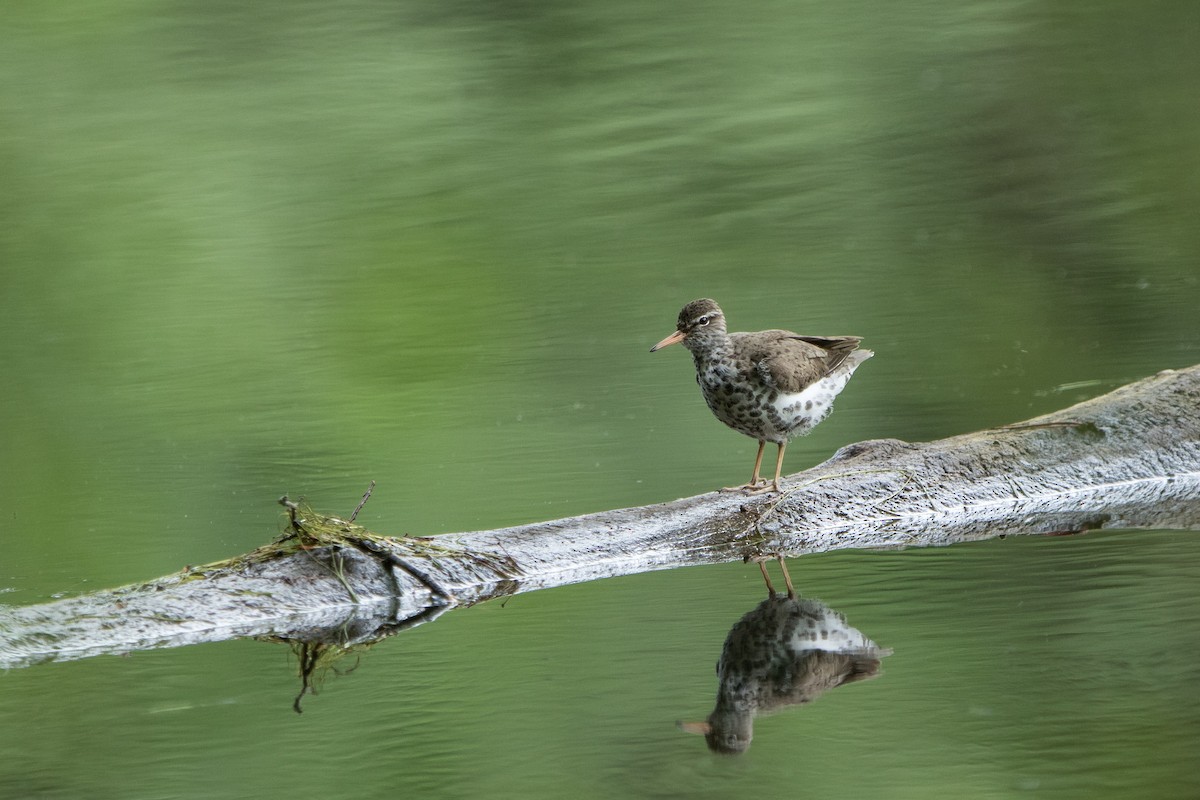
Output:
[676, 720, 712, 735]
[650, 330, 686, 353]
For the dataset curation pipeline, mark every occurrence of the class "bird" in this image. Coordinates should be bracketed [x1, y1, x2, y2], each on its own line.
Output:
[678, 556, 891, 754]
[650, 298, 872, 493]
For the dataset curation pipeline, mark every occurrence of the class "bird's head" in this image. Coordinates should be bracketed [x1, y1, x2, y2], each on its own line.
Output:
[677, 712, 752, 754]
[650, 298, 726, 352]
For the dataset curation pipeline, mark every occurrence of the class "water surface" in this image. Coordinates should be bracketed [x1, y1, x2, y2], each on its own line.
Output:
[2, 1, 1199, 797]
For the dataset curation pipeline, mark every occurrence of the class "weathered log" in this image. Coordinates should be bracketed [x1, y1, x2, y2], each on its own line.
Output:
[2, 365, 1199, 669]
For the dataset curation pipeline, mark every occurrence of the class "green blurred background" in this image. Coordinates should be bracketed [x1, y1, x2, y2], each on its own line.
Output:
[2, 1, 1199, 797]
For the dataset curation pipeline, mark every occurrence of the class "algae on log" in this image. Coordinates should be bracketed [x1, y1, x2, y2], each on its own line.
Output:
[2, 365, 1199, 669]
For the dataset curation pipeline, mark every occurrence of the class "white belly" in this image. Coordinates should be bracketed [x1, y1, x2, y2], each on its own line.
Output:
[769, 371, 855, 435]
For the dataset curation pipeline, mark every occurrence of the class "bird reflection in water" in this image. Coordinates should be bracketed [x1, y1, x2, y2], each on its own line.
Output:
[680, 556, 892, 754]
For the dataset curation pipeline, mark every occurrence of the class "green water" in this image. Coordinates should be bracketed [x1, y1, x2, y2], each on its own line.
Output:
[2, 1, 1199, 797]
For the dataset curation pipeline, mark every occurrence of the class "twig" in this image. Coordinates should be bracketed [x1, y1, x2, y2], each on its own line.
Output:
[292, 642, 320, 714]
[345, 538, 457, 604]
[863, 470, 913, 512]
[987, 420, 1087, 432]
[278, 495, 300, 531]
[349, 481, 376, 523]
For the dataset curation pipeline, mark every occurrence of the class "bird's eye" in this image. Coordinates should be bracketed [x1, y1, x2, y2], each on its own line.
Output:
[697, 315, 710, 326]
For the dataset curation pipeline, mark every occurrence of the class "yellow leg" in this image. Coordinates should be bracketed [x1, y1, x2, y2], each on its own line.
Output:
[776, 554, 796, 599]
[758, 560, 777, 596]
[771, 442, 787, 492]
[756, 554, 796, 598]
[721, 441, 768, 492]
[743, 442, 786, 494]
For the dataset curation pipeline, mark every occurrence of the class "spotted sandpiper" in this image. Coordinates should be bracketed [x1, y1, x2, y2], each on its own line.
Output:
[651, 299, 871, 493]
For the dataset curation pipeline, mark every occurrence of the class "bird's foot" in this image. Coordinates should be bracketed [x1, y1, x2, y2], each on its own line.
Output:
[721, 478, 769, 493]
[745, 552, 796, 598]
[721, 479, 781, 495]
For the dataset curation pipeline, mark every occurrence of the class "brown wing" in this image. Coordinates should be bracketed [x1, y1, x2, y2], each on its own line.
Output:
[779, 651, 884, 707]
[734, 331, 863, 393]
[788, 335, 863, 372]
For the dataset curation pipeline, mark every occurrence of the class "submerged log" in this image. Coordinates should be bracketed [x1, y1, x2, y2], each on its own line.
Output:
[2, 365, 1199, 668]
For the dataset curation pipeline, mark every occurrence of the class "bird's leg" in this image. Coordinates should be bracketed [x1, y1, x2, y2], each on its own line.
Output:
[743, 442, 786, 494]
[753, 554, 795, 598]
[751, 441, 767, 486]
[721, 441, 768, 492]
[771, 442, 786, 493]
[776, 554, 796, 599]
[758, 560, 777, 597]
